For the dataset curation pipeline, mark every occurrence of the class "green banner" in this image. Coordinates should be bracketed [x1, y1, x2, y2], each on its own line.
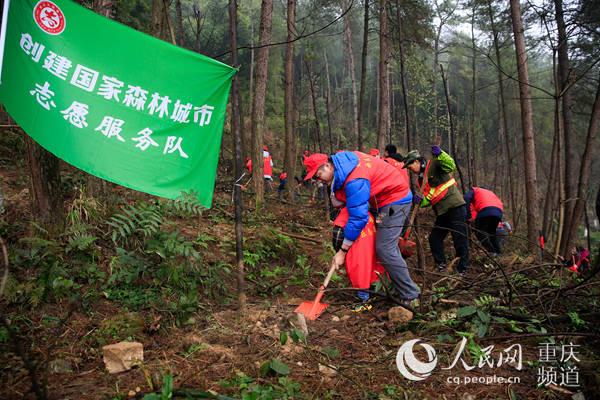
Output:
[0, 0, 236, 207]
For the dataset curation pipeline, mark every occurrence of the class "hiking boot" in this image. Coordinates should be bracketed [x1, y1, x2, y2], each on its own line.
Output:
[436, 263, 447, 272]
[350, 302, 373, 313]
[398, 298, 419, 309]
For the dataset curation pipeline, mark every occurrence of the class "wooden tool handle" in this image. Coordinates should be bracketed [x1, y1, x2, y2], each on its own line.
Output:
[322, 261, 338, 288]
[403, 206, 419, 239]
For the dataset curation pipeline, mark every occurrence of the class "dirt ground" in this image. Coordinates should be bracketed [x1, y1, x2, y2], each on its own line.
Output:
[1, 148, 599, 399]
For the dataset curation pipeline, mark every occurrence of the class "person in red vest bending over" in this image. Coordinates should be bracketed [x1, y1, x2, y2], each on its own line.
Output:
[303, 151, 420, 308]
[559, 246, 591, 274]
[404, 147, 469, 275]
[464, 186, 504, 256]
[263, 145, 274, 191]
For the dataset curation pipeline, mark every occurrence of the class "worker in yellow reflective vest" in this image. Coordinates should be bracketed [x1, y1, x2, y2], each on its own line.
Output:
[403, 146, 469, 275]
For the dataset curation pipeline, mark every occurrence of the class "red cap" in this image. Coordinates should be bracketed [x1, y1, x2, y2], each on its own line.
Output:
[303, 153, 328, 181]
[369, 148, 380, 156]
[263, 145, 268, 151]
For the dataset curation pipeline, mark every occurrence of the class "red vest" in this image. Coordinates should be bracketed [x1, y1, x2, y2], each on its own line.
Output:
[335, 152, 410, 209]
[383, 156, 403, 170]
[263, 155, 273, 176]
[470, 187, 503, 220]
[383, 156, 410, 188]
[418, 160, 457, 206]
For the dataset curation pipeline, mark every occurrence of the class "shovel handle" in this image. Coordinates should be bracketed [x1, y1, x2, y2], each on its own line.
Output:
[322, 261, 338, 289]
[403, 206, 419, 239]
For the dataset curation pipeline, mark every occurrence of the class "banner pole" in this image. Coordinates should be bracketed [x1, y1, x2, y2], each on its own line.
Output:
[0, 0, 10, 84]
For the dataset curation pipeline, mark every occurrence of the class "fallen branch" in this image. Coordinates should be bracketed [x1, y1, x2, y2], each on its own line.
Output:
[277, 230, 322, 244]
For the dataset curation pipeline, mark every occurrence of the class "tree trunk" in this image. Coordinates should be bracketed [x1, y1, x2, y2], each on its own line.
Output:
[413, 100, 420, 150]
[555, 92, 566, 256]
[193, 3, 202, 52]
[390, 67, 394, 144]
[542, 114, 559, 238]
[93, 0, 113, 17]
[229, 0, 245, 310]
[151, 0, 177, 44]
[284, 0, 296, 198]
[324, 51, 334, 154]
[306, 61, 323, 153]
[468, 7, 476, 187]
[152, 0, 169, 42]
[487, 0, 517, 226]
[590, 189, 600, 222]
[440, 64, 466, 194]
[510, 0, 540, 253]
[25, 136, 63, 227]
[395, 0, 411, 150]
[432, 24, 442, 141]
[251, 0, 273, 209]
[175, 0, 184, 46]
[343, 0, 359, 145]
[163, 0, 177, 45]
[563, 72, 600, 254]
[554, 0, 575, 254]
[546, 50, 562, 247]
[378, 0, 390, 152]
[357, 0, 369, 151]
[246, 19, 255, 156]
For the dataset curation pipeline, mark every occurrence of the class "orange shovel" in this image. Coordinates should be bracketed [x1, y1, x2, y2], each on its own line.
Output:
[295, 262, 338, 320]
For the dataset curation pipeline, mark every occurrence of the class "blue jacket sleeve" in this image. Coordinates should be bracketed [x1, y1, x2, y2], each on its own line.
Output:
[463, 189, 474, 221]
[464, 189, 474, 206]
[343, 179, 371, 242]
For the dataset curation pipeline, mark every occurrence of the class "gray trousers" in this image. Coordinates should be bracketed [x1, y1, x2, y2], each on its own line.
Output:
[375, 203, 421, 300]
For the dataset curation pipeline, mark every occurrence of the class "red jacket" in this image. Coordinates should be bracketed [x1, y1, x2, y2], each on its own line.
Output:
[383, 156, 410, 188]
[469, 187, 503, 221]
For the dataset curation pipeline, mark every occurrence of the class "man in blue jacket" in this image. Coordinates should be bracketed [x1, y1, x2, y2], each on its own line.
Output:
[304, 151, 420, 307]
